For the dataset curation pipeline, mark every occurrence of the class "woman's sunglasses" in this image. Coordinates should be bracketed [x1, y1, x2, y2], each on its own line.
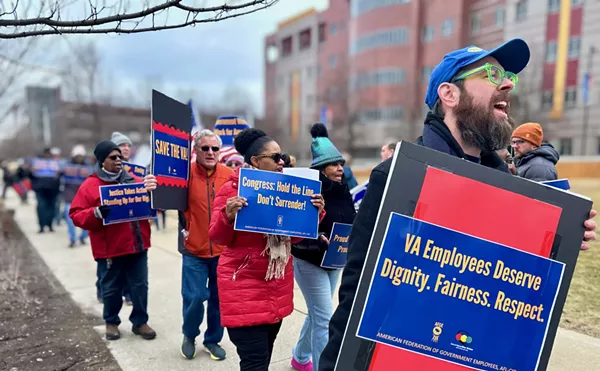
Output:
[200, 146, 220, 152]
[257, 153, 283, 163]
[108, 154, 123, 161]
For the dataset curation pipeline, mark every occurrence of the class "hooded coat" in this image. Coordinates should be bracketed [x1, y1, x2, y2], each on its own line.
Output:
[514, 143, 559, 181]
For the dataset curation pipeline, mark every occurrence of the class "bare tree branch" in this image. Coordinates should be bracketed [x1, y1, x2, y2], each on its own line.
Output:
[0, 0, 280, 39]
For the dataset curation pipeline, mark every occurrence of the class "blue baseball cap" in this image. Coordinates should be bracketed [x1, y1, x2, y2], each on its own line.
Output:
[425, 38, 530, 109]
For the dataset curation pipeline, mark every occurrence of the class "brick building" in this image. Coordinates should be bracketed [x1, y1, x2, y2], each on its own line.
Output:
[265, 0, 600, 158]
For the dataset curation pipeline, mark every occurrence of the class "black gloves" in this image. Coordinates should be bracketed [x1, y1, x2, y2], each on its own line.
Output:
[95, 205, 112, 219]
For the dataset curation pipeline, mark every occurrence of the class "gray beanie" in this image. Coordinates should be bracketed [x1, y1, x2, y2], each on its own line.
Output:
[111, 131, 132, 146]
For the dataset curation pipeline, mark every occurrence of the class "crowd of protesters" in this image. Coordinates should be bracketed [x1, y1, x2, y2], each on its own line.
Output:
[0, 38, 597, 371]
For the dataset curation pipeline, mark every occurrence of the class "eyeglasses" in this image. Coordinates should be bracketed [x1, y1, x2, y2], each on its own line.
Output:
[108, 155, 123, 161]
[257, 153, 283, 163]
[511, 139, 525, 146]
[200, 146, 220, 152]
[452, 63, 519, 89]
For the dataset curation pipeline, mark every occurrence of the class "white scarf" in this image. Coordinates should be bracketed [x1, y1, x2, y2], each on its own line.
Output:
[241, 163, 292, 280]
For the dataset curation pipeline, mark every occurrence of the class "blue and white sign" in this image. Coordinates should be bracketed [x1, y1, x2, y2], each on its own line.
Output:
[321, 222, 353, 269]
[357, 213, 564, 371]
[31, 158, 60, 178]
[62, 164, 93, 184]
[122, 162, 147, 178]
[541, 178, 570, 191]
[351, 181, 368, 211]
[235, 168, 322, 239]
[99, 183, 157, 225]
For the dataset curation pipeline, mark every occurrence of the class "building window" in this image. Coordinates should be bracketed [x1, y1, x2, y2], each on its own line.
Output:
[495, 8, 505, 27]
[352, 28, 409, 55]
[545, 41, 557, 62]
[541, 91, 553, 110]
[358, 106, 405, 123]
[281, 36, 293, 57]
[318, 23, 326, 43]
[548, 0, 560, 12]
[329, 55, 337, 68]
[559, 138, 572, 155]
[442, 19, 454, 37]
[568, 36, 581, 58]
[516, 1, 527, 22]
[471, 13, 480, 34]
[422, 66, 433, 82]
[422, 25, 434, 43]
[572, 0, 584, 8]
[352, 0, 410, 17]
[565, 88, 577, 107]
[351, 68, 407, 90]
[330, 23, 337, 36]
[299, 28, 312, 50]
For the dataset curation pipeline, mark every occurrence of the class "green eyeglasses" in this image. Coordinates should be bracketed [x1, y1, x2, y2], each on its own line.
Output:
[452, 63, 519, 89]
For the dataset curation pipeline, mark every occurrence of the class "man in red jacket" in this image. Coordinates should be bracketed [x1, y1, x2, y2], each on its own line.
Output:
[69, 140, 156, 341]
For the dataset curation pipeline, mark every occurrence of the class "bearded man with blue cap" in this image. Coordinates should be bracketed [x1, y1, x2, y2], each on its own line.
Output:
[318, 39, 598, 371]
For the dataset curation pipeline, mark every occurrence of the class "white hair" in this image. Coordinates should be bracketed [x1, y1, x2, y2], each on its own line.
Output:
[194, 129, 222, 148]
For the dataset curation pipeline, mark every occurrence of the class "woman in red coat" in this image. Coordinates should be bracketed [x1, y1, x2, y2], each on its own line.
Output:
[69, 140, 156, 342]
[209, 128, 325, 371]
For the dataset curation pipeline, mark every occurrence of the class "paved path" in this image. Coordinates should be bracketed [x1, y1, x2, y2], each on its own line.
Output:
[6, 194, 600, 371]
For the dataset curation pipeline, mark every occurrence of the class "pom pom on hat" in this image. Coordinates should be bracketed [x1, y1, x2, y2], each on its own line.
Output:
[309, 123, 345, 169]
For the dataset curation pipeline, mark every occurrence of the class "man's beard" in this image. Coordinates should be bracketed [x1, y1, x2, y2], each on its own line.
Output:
[454, 90, 514, 152]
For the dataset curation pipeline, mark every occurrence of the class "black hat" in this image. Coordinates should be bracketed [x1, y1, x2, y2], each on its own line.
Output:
[94, 140, 121, 165]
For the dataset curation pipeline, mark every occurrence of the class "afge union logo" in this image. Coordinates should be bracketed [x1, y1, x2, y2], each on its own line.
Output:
[432, 322, 443, 343]
[129, 209, 134, 217]
[277, 215, 283, 227]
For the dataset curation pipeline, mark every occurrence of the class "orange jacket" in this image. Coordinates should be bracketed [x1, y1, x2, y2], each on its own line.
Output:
[183, 162, 233, 257]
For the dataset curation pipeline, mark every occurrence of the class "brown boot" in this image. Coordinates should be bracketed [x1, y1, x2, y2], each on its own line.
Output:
[105, 324, 120, 340]
[132, 323, 156, 340]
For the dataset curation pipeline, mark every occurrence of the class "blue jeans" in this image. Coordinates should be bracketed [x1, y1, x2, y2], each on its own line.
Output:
[97, 260, 131, 301]
[35, 191, 57, 230]
[292, 258, 341, 370]
[181, 255, 223, 345]
[100, 251, 149, 326]
[64, 202, 88, 244]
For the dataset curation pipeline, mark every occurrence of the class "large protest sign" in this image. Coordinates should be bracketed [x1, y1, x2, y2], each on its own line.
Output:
[357, 213, 563, 371]
[99, 183, 157, 225]
[321, 222, 352, 269]
[122, 162, 147, 178]
[335, 141, 592, 371]
[31, 158, 60, 178]
[213, 116, 249, 147]
[62, 163, 93, 184]
[234, 168, 321, 239]
[151, 90, 192, 211]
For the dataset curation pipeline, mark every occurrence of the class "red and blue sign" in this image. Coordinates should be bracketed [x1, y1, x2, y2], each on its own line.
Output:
[152, 121, 190, 188]
[122, 162, 147, 178]
[357, 213, 564, 371]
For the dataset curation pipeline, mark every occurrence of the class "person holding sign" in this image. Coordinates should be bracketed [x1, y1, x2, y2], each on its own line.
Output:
[69, 140, 156, 342]
[208, 128, 326, 371]
[319, 39, 599, 371]
[145, 129, 233, 362]
[290, 124, 356, 371]
[62, 145, 90, 248]
[29, 148, 61, 233]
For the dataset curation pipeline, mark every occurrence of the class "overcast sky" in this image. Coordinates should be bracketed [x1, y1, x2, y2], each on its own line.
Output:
[16, 0, 329, 117]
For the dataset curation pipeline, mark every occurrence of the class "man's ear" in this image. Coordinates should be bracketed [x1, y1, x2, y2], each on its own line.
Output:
[437, 82, 460, 109]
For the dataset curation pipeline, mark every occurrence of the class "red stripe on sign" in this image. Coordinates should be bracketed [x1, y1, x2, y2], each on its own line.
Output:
[152, 120, 191, 141]
[155, 176, 188, 188]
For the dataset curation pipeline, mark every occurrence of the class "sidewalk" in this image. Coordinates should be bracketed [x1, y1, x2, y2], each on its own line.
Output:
[7, 194, 600, 371]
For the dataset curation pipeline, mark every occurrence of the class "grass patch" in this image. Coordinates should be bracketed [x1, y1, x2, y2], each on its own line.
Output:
[560, 179, 600, 338]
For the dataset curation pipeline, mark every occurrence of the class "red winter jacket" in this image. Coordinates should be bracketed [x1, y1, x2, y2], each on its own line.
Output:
[69, 173, 151, 260]
[209, 169, 325, 328]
